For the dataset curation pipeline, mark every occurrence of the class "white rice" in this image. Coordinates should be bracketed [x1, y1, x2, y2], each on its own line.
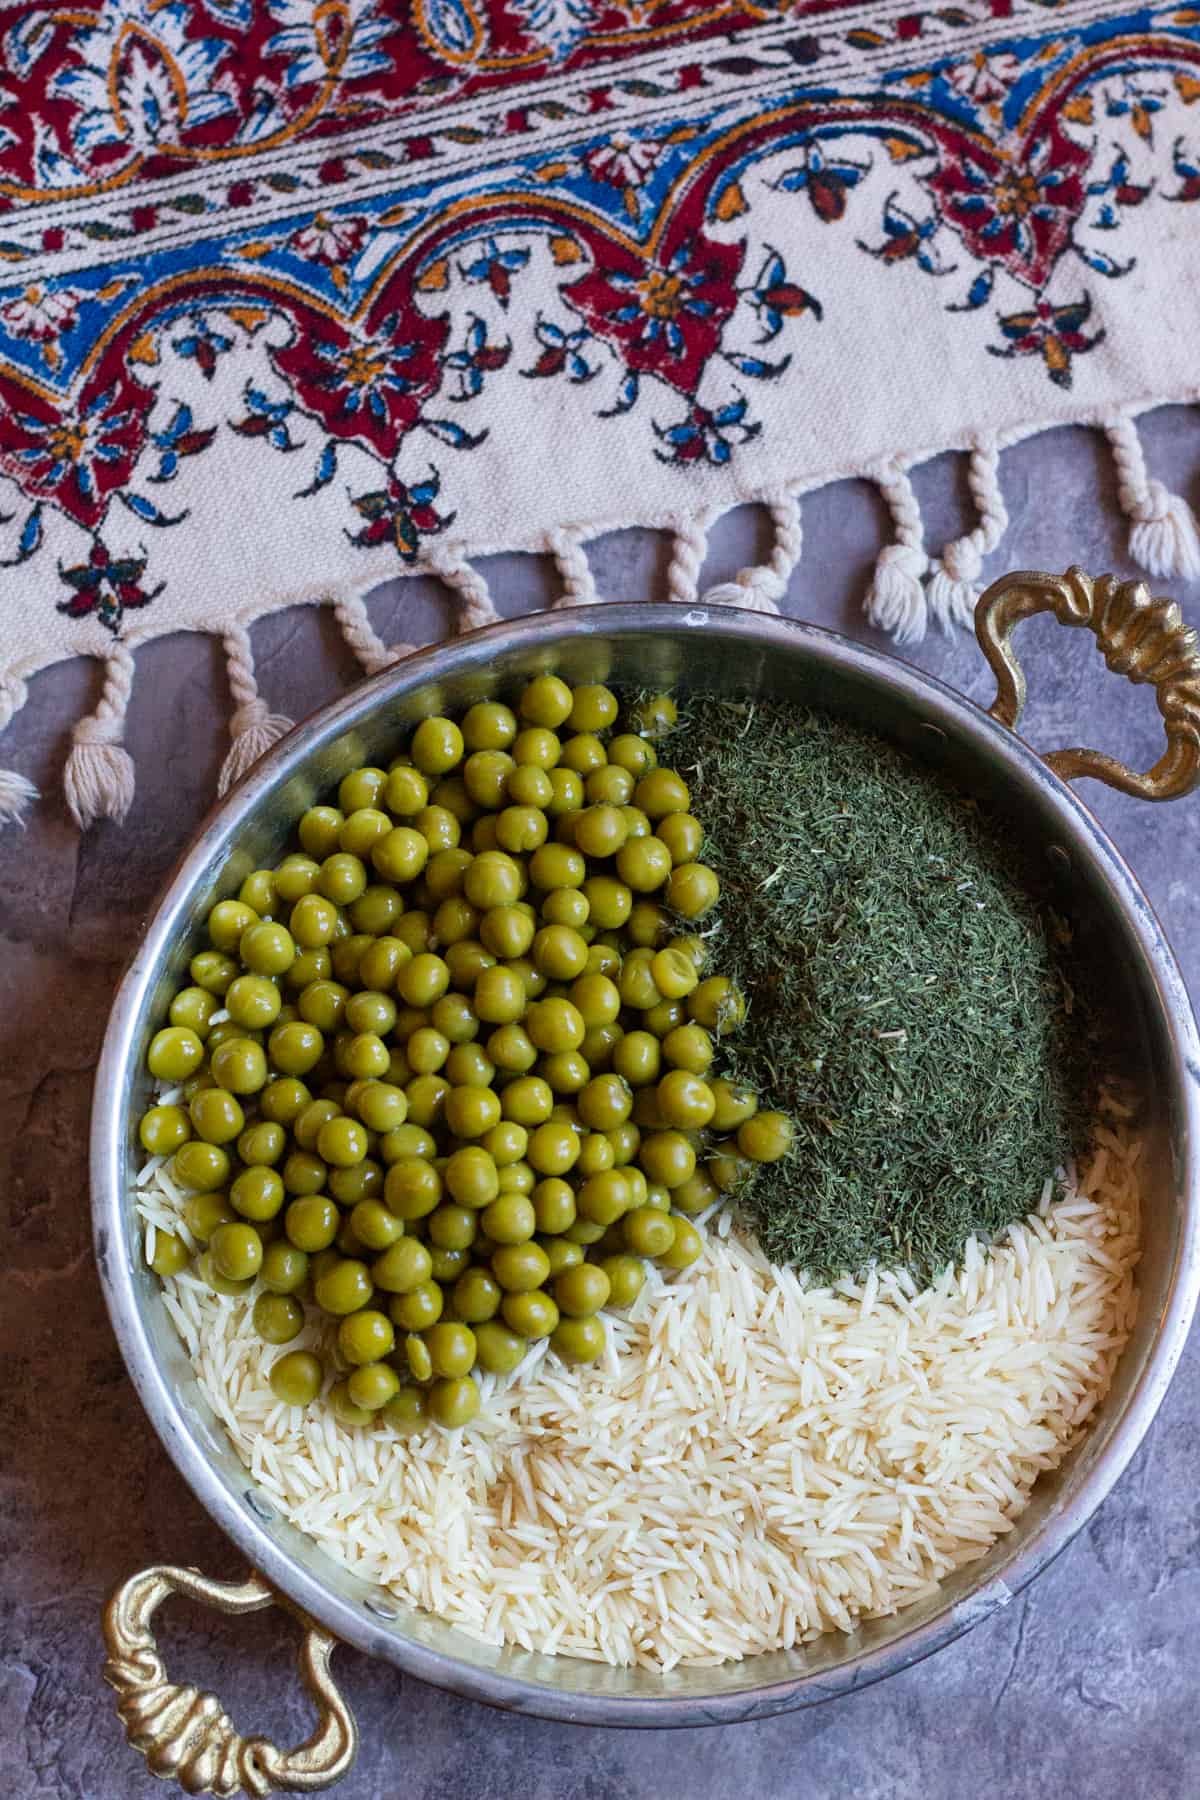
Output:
[135, 1126, 1140, 1669]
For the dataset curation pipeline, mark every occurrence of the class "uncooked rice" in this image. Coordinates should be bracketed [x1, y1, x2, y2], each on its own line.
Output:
[134, 1121, 1141, 1670]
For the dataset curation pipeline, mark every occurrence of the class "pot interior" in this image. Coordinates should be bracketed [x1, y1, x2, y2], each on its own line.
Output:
[96, 609, 1197, 1724]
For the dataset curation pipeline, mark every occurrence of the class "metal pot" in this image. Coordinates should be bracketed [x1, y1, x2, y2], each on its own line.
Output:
[92, 569, 1200, 1796]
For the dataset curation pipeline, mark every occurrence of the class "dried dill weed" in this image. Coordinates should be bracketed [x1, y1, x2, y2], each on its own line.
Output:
[666, 695, 1100, 1283]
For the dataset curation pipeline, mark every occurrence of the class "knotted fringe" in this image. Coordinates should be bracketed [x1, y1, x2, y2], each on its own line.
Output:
[0, 671, 37, 826]
[217, 621, 294, 796]
[334, 592, 415, 674]
[1104, 414, 1200, 582]
[427, 546, 500, 633]
[701, 491, 802, 615]
[865, 459, 928, 646]
[927, 437, 1010, 633]
[666, 509, 715, 606]
[548, 527, 600, 607]
[64, 643, 136, 829]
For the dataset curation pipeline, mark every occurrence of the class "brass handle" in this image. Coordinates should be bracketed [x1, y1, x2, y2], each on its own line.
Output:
[102, 1565, 358, 1797]
[975, 566, 1200, 801]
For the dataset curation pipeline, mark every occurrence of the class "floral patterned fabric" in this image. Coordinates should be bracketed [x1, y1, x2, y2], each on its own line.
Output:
[2, 0, 1199, 679]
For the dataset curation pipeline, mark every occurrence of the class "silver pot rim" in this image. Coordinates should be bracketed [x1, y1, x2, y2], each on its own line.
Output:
[91, 601, 1200, 1727]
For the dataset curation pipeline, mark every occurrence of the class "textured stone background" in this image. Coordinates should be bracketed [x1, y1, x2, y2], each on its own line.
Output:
[4, 413, 1199, 1800]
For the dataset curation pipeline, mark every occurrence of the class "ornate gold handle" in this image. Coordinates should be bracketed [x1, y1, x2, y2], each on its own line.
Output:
[102, 1565, 358, 1797]
[975, 566, 1200, 800]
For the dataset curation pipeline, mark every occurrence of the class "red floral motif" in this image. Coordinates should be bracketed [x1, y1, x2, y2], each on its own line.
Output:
[272, 306, 449, 459]
[347, 469, 451, 557]
[0, 376, 149, 531]
[564, 231, 742, 394]
[56, 538, 163, 633]
[929, 130, 1089, 289]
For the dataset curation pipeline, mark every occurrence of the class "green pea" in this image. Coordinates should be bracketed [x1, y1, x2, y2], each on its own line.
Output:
[253, 1292, 304, 1344]
[501, 1288, 559, 1339]
[487, 1024, 536, 1074]
[428, 1203, 477, 1252]
[661, 1216, 703, 1270]
[624, 1207, 676, 1258]
[230, 1166, 284, 1223]
[372, 1238, 434, 1294]
[577, 1169, 630, 1226]
[379, 1124, 436, 1165]
[481, 1194, 536, 1245]
[329, 1379, 372, 1428]
[389, 1281, 444, 1332]
[639, 1129, 696, 1189]
[737, 1111, 794, 1163]
[429, 1245, 470, 1283]
[428, 1375, 480, 1429]
[270, 1350, 323, 1407]
[237, 872, 276, 919]
[188, 1087, 244, 1146]
[338, 1309, 395, 1366]
[314, 1258, 373, 1316]
[491, 1241, 551, 1293]
[599, 1254, 645, 1308]
[404, 1334, 434, 1382]
[496, 1160, 535, 1195]
[534, 1238, 577, 1279]
[173, 1140, 230, 1193]
[198, 1251, 253, 1296]
[426, 1321, 477, 1378]
[232, 1123, 281, 1172]
[209, 1036, 268, 1095]
[190, 950, 239, 996]
[169, 986, 218, 1037]
[148, 1231, 190, 1277]
[529, 1178, 573, 1236]
[260, 1077, 312, 1125]
[183, 1193, 235, 1243]
[314, 1115, 366, 1169]
[348, 1362, 401, 1412]
[210, 1222, 264, 1283]
[358, 936, 411, 992]
[281, 1150, 325, 1197]
[451, 1267, 502, 1323]
[260, 1241, 309, 1294]
[285, 1196, 339, 1252]
[242, 921, 296, 977]
[275, 855, 322, 903]
[551, 1316, 607, 1364]
[383, 1385, 429, 1433]
[554, 1262, 611, 1317]
[147, 1026, 205, 1082]
[346, 1200, 401, 1252]
[290, 893, 340, 950]
[384, 1157, 441, 1221]
[139, 1104, 191, 1157]
[469, 1321, 523, 1376]
[208, 899, 258, 952]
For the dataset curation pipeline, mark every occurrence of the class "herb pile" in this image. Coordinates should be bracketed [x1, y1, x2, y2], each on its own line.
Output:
[671, 698, 1097, 1283]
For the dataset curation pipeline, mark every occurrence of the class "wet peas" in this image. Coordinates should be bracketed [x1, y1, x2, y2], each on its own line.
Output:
[137, 672, 791, 1436]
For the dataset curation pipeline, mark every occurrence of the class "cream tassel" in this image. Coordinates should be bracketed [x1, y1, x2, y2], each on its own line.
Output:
[64, 644, 136, 828]
[427, 546, 500, 633]
[218, 622, 294, 796]
[666, 510, 714, 606]
[927, 438, 1009, 632]
[549, 528, 599, 608]
[701, 491, 802, 614]
[333, 592, 415, 674]
[865, 459, 928, 646]
[0, 671, 37, 826]
[1105, 414, 1200, 581]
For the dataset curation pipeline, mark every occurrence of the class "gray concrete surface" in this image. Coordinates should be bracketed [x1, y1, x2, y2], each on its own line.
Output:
[3, 409, 1199, 1800]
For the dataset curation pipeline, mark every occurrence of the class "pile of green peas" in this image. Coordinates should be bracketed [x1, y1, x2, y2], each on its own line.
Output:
[139, 679, 793, 1434]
